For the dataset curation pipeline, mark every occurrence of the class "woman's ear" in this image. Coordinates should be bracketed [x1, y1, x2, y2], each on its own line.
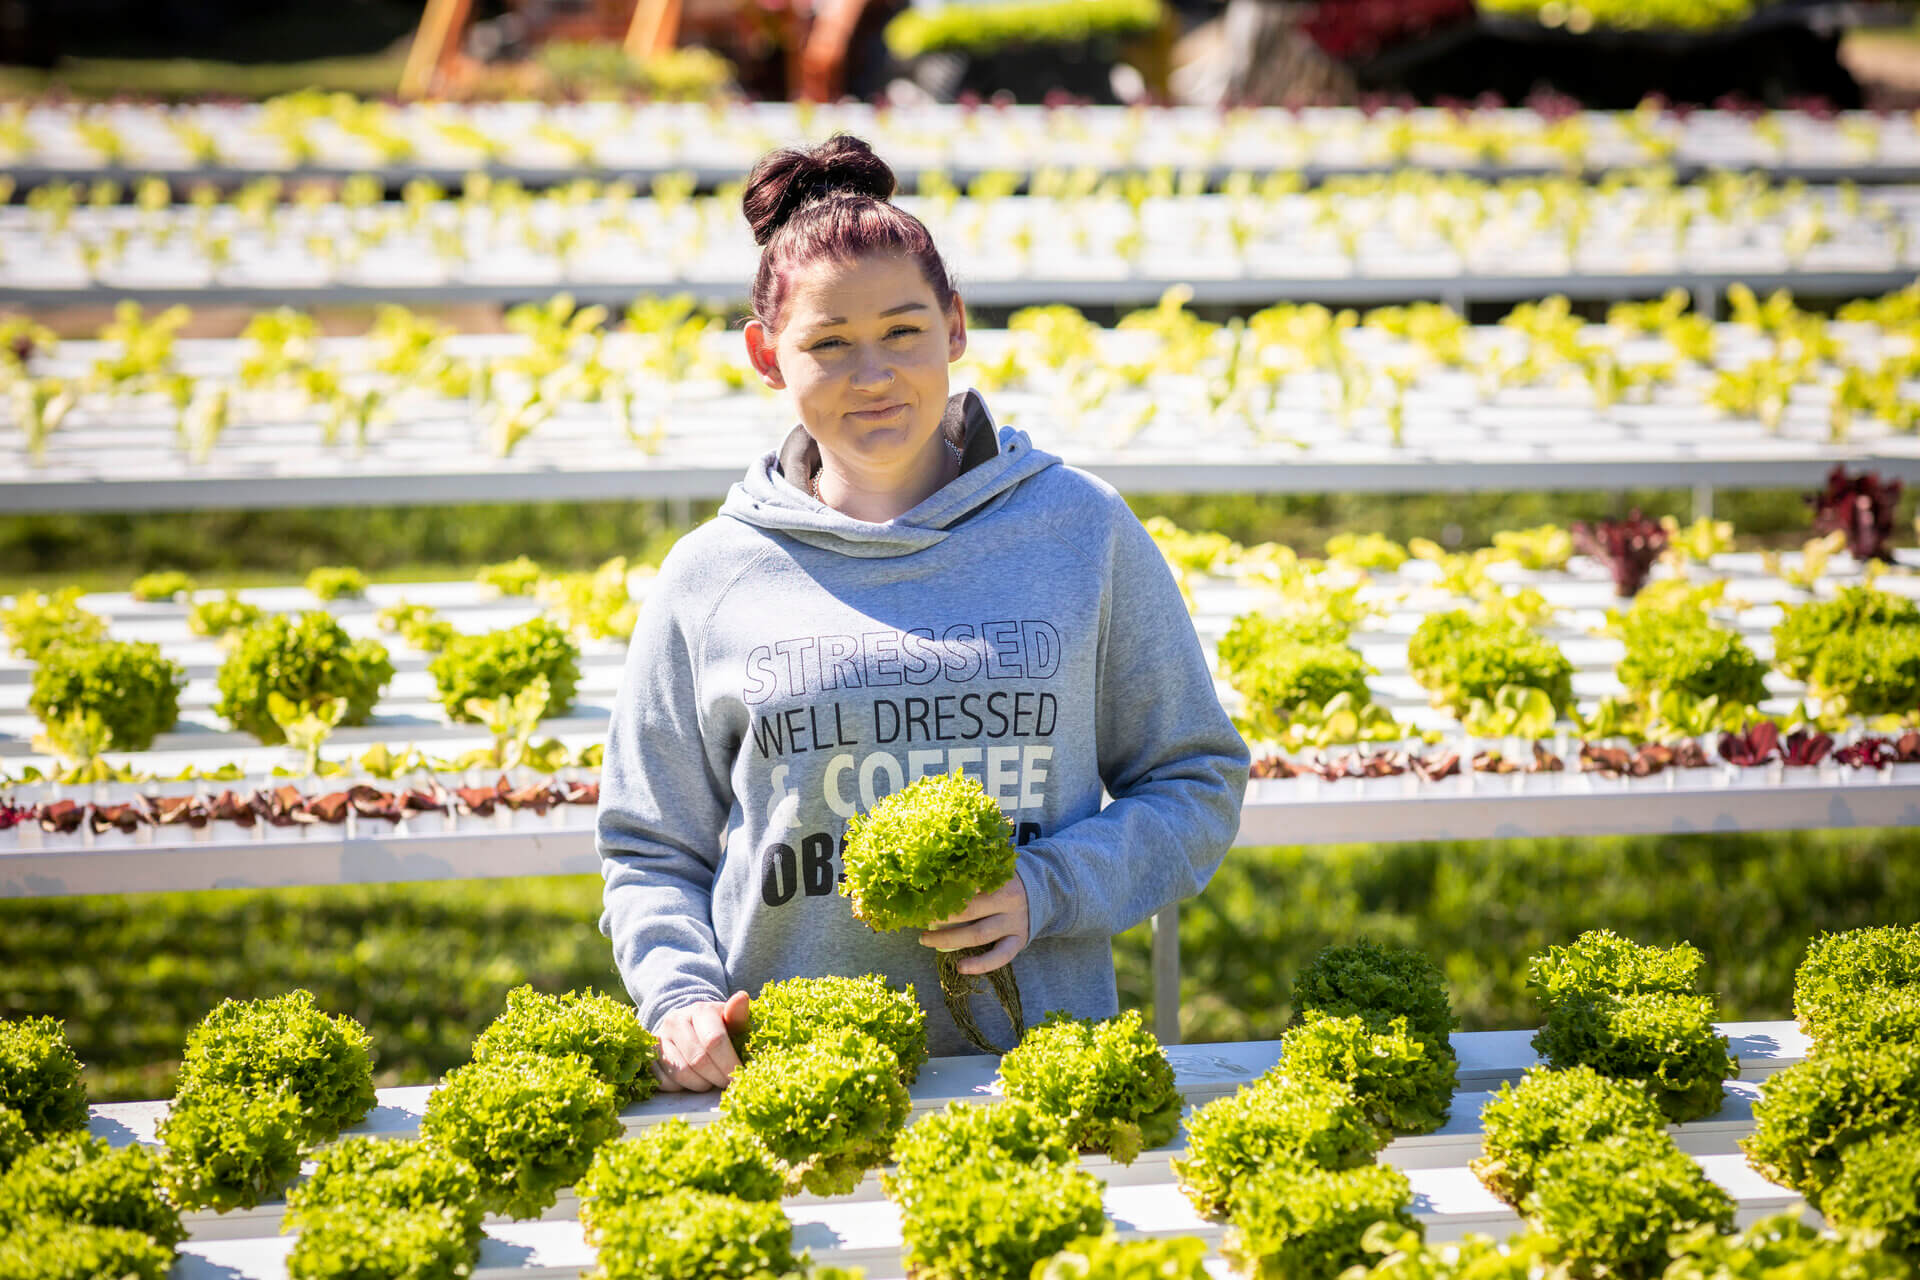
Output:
[945, 295, 968, 363]
[743, 318, 786, 390]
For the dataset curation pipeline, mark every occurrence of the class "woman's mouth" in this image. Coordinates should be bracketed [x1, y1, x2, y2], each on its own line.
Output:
[848, 402, 907, 422]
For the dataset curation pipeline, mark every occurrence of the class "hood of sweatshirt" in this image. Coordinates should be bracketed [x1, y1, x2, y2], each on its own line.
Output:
[718, 389, 1060, 558]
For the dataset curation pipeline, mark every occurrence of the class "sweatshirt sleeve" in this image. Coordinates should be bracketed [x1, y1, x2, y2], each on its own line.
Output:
[596, 556, 740, 1031]
[1014, 503, 1251, 943]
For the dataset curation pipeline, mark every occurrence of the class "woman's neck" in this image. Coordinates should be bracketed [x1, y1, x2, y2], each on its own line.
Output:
[815, 433, 957, 523]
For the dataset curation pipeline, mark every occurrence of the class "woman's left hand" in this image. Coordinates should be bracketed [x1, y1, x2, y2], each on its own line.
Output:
[920, 875, 1030, 974]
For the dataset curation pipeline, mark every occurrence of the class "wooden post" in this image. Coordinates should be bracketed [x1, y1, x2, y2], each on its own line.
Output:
[401, 0, 475, 99]
[626, 0, 685, 59]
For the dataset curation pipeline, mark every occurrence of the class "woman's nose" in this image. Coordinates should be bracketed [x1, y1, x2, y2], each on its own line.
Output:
[849, 346, 894, 389]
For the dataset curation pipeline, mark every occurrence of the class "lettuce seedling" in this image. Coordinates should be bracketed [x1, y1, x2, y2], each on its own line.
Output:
[0, 589, 105, 662]
[0, 1218, 172, 1280]
[157, 1084, 304, 1211]
[1217, 612, 1354, 673]
[428, 617, 581, 723]
[884, 1099, 1075, 1212]
[1359, 1226, 1558, 1280]
[186, 592, 263, 640]
[0, 1107, 28, 1174]
[1530, 991, 1735, 1124]
[285, 1204, 479, 1280]
[475, 556, 543, 597]
[998, 1010, 1181, 1165]
[1280, 1010, 1454, 1136]
[471, 986, 657, 1104]
[576, 1117, 782, 1239]
[1471, 1064, 1666, 1207]
[1290, 939, 1458, 1051]
[1743, 1039, 1920, 1209]
[284, 1137, 484, 1246]
[1223, 641, 1376, 742]
[1033, 1233, 1211, 1280]
[176, 990, 375, 1143]
[1522, 1132, 1734, 1279]
[1527, 928, 1703, 1011]
[214, 612, 393, 744]
[0, 1016, 88, 1137]
[1572, 512, 1668, 598]
[1616, 620, 1770, 710]
[1663, 1212, 1909, 1280]
[1222, 1162, 1419, 1280]
[1799, 628, 1920, 718]
[719, 1026, 910, 1197]
[1795, 925, 1920, 1052]
[747, 973, 928, 1083]
[420, 1051, 621, 1218]
[29, 639, 187, 754]
[586, 1188, 800, 1280]
[1808, 467, 1903, 565]
[897, 1155, 1106, 1280]
[1172, 1071, 1384, 1219]
[1825, 1130, 1920, 1259]
[303, 566, 369, 602]
[1406, 610, 1573, 716]
[129, 571, 195, 602]
[1772, 588, 1919, 686]
[0, 1133, 184, 1247]
[840, 769, 1023, 1052]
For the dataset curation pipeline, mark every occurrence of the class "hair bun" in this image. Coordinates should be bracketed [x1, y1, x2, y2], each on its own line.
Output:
[742, 134, 897, 246]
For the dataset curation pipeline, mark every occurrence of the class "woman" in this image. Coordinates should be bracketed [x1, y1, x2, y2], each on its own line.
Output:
[596, 134, 1249, 1091]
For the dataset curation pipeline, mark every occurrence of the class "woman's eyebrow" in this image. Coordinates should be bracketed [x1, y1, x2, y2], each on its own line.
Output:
[816, 301, 930, 325]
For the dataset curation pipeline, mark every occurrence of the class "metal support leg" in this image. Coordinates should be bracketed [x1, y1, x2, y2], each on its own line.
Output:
[1151, 902, 1181, 1046]
[1692, 483, 1715, 522]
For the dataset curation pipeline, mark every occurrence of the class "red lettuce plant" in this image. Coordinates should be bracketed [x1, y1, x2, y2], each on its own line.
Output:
[1717, 721, 1780, 767]
[1781, 729, 1834, 768]
[1573, 512, 1669, 598]
[1835, 738, 1894, 771]
[1808, 467, 1903, 564]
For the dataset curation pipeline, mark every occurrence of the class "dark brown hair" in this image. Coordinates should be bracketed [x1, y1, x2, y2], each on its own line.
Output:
[742, 134, 956, 331]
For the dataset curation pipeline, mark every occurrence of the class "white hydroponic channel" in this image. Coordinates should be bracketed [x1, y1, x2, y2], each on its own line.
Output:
[6, 321, 1920, 510]
[1, 183, 1911, 301]
[6, 101, 1920, 181]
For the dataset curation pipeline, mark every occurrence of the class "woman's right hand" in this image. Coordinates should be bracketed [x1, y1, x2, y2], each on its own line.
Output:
[651, 991, 752, 1092]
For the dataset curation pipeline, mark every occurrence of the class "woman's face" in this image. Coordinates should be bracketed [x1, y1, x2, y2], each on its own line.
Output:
[744, 252, 967, 491]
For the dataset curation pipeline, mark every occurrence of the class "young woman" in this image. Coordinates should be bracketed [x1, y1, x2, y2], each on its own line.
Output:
[596, 134, 1249, 1090]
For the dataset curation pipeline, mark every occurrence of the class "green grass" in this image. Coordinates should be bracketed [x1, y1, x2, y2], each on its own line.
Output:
[0, 51, 410, 102]
[4, 827, 1913, 1101]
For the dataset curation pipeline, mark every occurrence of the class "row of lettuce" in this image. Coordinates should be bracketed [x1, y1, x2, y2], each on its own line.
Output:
[2, 556, 624, 783]
[12, 282, 1920, 471]
[1, 922, 1917, 1278]
[1174, 500, 1920, 758]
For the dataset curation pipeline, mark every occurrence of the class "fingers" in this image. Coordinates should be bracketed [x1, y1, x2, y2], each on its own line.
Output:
[928, 880, 1020, 930]
[920, 910, 1014, 952]
[652, 1001, 744, 1092]
[953, 932, 1023, 975]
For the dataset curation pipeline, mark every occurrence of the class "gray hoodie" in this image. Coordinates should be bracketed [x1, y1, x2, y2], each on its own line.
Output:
[596, 390, 1250, 1057]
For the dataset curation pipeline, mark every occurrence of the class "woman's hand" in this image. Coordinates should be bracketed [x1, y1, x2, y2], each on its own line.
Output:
[920, 875, 1030, 975]
[651, 990, 751, 1092]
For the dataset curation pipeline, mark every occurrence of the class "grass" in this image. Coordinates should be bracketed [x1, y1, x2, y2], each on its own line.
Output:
[0, 51, 410, 103]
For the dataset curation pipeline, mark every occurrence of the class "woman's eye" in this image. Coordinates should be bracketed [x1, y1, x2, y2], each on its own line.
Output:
[888, 326, 921, 338]
[810, 338, 844, 350]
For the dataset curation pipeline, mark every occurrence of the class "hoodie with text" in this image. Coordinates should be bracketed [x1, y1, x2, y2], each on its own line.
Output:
[596, 391, 1251, 1056]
